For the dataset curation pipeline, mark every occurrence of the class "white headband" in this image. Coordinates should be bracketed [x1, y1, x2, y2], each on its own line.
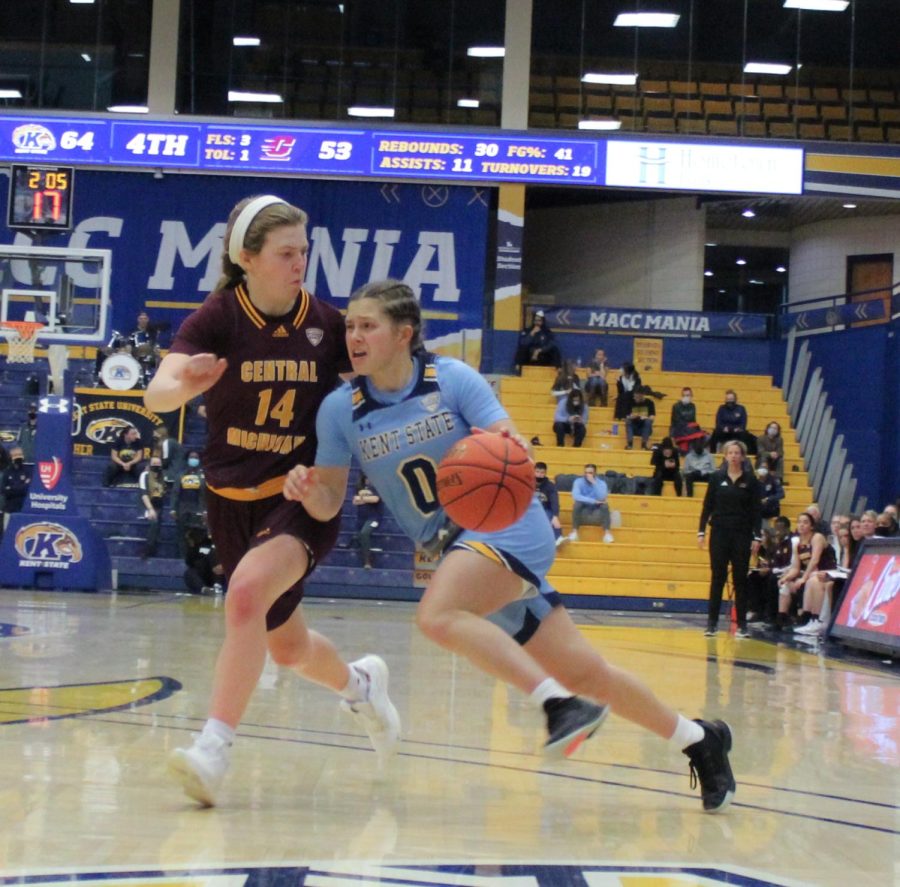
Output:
[227, 195, 288, 264]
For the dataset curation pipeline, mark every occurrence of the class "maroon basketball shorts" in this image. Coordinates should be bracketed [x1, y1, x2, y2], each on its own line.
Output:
[205, 489, 340, 630]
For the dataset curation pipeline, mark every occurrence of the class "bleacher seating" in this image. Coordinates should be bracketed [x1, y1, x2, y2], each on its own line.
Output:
[499, 365, 815, 609]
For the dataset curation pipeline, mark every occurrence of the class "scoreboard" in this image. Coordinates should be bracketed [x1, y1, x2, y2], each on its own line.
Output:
[6, 163, 74, 231]
[0, 113, 804, 194]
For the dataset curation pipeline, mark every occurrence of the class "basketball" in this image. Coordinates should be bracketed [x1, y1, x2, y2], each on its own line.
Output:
[436, 432, 535, 532]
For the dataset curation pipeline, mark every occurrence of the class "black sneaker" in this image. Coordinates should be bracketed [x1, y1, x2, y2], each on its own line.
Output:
[684, 719, 736, 813]
[543, 697, 609, 759]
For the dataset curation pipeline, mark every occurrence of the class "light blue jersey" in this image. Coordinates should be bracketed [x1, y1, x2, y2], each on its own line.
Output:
[315, 352, 563, 640]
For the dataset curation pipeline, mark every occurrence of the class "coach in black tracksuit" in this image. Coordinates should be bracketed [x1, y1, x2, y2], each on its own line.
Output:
[698, 440, 763, 637]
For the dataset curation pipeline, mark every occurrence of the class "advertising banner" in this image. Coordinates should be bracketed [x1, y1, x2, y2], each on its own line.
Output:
[537, 306, 769, 338]
[0, 395, 111, 591]
[72, 388, 169, 457]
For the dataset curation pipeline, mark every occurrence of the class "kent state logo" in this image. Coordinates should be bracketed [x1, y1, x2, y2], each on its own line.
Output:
[14, 522, 83, 564]
[39, 457, 63, 491]
[86, 417, 138, 445]
[12, 123, 57, 154]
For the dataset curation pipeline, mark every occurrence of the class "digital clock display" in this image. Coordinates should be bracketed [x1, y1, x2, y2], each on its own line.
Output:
[7, 164, 74, 231]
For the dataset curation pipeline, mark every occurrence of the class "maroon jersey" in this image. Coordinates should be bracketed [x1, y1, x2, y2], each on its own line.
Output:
[170, 284, 350, 495]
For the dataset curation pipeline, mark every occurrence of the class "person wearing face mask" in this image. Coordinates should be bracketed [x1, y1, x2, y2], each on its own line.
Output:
[682, 436, 715, 498]
[874, 512, 899, 537]
[758, 465, 784, 521]
[553, 388, 589, 447]
[17, 403, 39, 464]
[669, 387, 705, 452]
[1, 445, 31, 537]
[708, 390, 756, 455]
[755, 421, 784, 480]
[172, 450, 207, 557]
[138, 456, 168, 558]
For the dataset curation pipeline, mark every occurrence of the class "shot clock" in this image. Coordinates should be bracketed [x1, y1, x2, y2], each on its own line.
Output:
[7, 164, 74, 231]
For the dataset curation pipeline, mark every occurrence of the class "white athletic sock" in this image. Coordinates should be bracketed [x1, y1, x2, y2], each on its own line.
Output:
[529, 678, 572, 708]
[671, 714, 705, 749]
[340, 663, 369, 703]
[201, 718, 235, 745]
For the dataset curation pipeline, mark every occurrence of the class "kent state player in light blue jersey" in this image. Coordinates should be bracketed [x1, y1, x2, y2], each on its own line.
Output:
[285, 280, 737, 809]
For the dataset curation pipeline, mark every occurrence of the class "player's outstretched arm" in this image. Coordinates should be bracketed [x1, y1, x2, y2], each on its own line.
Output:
[144, 352, 227, 414]
[283, 464, 350, 522]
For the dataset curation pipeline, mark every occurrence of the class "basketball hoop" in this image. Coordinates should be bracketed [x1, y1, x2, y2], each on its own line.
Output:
[0, 320, 45, 364]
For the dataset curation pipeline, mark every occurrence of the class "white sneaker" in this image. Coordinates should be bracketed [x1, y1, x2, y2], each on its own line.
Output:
[603, 531, 614, 543]
[168, 732, 231, 806]
[554, 535, 566, 548]
[795, 619, 824, 636]
[568, 530, 579, 542]
[341, 655, 401, 771]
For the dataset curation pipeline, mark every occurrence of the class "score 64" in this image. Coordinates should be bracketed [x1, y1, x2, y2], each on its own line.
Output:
[318, 140, 353, 160]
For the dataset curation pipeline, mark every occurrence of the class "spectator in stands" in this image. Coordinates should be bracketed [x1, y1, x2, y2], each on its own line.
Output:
[171, 449, 206, 557]
[682, 437, 715, 498]
[553, 388, 588, 447]
[669, 387, 696, 436]
[625, 386, 655, 450]
[802, 502, 828, 535]
[128, 310, 162, 388]
[153, 425, 186, 483]
[842, 522, 862, 570]
[514, 309, 561, 371]
[649, 437, 682, 496]
[138, 454, 168, 559]
[351, 474, 383, 570]
[103, 426, 144, 487]
[1, 445, 30, 535]
[534, 461, 563, 546]
[875, 511, 899, 537]
[584, 349, 610, 407]
[708, 390, 756, 455]
[758, 466, 785, 521]
[776, 511, 836, 631]
[760, 515, 794, 627]
[568, 463, 613, 543]
[17, 403, 38, 464]
[826, 513, 846, 562]
[755, 421, 785, 479]
[614, 361, 641, 420]
[859, 509, 879, 538]
[184, 524, 225, 596]
[550, 360, 582, 399]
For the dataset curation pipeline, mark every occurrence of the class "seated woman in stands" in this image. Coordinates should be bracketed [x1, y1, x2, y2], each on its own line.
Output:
[583, 349, 610, 407]
[775, 511, 836, 632]
[514, 309, 561, 371]
[614, 362, 641, 420]
[669, 387, 704, 452]
[755, 421, 785, 480]
[550, 360, 582, 399]
[553, 388, 588, 447]
[649, 436, 682, 496]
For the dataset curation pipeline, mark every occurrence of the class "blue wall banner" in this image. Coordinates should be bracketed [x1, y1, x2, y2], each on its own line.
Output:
[72, 388, 170, 456]
[0, 395, 111, 591]
[538, 306, 769, 338]
[783, 300, 886, 333]
[0, 171, 490, 362]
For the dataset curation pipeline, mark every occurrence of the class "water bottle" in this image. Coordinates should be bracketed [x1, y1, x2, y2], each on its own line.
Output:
[611, 422, 619, 436]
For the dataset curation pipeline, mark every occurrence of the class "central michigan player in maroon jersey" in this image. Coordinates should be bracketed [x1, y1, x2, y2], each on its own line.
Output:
[145, 195, 400, 806]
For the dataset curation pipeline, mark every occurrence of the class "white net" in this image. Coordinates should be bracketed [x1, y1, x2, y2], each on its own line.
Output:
[1, 323, 43, 363]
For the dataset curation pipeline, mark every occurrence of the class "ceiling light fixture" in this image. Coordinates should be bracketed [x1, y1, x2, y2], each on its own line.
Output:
[704, 271, 714, 277]
[227, 90, 282, 103]
[107, 104, 149, 113]
[467, 46, 505, 58]
[736, 259, 747, 266]
[776, 266, 787, 273]
[582, 73, 638, 86]
[81, 53, 92, 62]
[233, 36, 261, 47]
[0, 89, 23, 99]
[744, 62, 793, 75]
[457, 98, 480, 108]
[742, 209, 756, 218]
[347, 106, 396, 118]
[842, 203, 857, 209]
[614, 12, 680, 28]
[578, 119, 622, 130]
[784, 0, 849, 11]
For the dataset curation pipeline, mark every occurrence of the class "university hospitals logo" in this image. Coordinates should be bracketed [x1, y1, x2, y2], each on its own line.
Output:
[14, 521, 83, 566]
[638, 145, 668, 186]
[38, 456, 63, 490]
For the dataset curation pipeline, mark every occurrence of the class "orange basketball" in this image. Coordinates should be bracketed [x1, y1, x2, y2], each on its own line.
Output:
[436, 432, 535, 532]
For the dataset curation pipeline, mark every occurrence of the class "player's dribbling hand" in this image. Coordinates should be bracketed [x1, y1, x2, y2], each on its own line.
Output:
[181, 353, 227, 394]
[474, 425, 531, 457]
[284, 464, 317, 502]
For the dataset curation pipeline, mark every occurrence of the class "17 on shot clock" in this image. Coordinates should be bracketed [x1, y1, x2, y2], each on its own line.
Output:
[7, 164, 75, 231]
